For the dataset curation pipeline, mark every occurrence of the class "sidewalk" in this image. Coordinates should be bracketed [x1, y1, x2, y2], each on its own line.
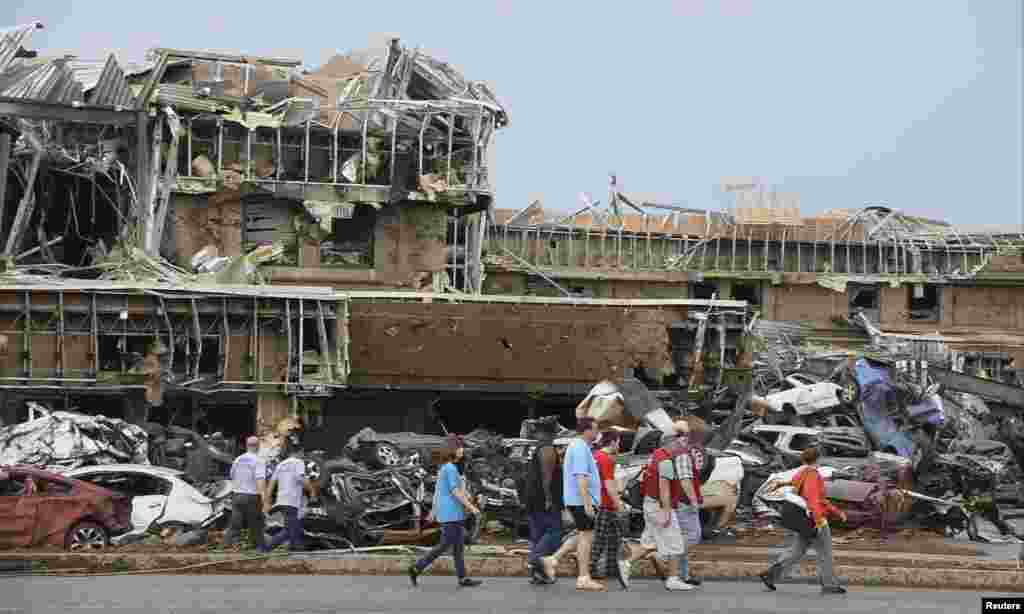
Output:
[1, 542, 1021, 591]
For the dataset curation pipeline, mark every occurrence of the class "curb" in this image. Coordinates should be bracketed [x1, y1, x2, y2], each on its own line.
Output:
[2, 552, 1022, 591]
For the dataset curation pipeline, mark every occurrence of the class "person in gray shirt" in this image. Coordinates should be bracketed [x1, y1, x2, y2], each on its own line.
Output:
[223, 436, 267, 550]
[262, 446, 317, 552]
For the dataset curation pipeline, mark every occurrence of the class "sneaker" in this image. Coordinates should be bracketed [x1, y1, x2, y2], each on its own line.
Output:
[617, 560, 631, 590]
[758, 572, 776, 591]
[821, 586, 847, 595]
[665, 577, 696, 591]
[459, 578, 482, 588]
[407, 564, 420, 587]
[684, 576, 702, 587]
[541, 556, 557, 581]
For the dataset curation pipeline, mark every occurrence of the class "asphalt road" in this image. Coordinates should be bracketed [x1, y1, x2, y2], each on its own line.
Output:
[1, 575, 1009, 613]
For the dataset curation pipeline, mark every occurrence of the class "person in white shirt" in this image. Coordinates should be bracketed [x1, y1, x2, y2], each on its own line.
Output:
[261, 445, 316, 552]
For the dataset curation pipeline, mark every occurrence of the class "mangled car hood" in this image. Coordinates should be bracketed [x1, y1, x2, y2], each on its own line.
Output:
[0, 406, 149, 470]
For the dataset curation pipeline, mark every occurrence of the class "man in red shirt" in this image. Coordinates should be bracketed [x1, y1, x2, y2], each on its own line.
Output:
[759, 446, 848, 595]
[589, 431, 629, 590]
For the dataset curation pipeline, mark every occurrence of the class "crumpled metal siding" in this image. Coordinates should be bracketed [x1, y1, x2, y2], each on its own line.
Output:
[0, 59, 84, 105]
[73, 55, 135, 107]
[0, 21, 43, 74]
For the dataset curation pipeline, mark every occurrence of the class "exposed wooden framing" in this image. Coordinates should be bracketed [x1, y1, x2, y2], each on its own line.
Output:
[219, 297, 229, 381]
[3, 132, 42, 257]
[250, 297, 259, 382]
[121, 295, 128, 373]
[297, 299, 304, 386]
[0, 132, 11, 237]
[56, 291, 64, 378]
[159, 296, 174, 374]
[316, 301, 332, 380]
[284, 299, 293, 390]
[90, 294, 99, 377]
[189, 299, 202, 380]
[304, 120, 311, 183]
[21, 291, 30, 379]
[337, 298, 349, 384]
[149, 108, 181, 256]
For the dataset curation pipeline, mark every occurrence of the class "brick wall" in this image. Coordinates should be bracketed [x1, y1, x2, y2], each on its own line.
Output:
[764, 284, 843, 325]
[346, 301, 687, 387]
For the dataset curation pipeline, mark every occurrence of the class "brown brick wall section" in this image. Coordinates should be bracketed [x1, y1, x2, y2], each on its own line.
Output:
[347, 302, 687, 386]
[946, 286, 1024, 330]
[172, 191, 243, 267]
[764, 284, 843, 325]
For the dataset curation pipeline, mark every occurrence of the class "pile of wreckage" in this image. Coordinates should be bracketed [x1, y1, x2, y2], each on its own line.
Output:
[4, 306, 1024, 550]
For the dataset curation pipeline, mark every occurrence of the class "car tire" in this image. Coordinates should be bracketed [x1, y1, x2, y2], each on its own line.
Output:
[368, 442, 403, 469]
[65, 520, 109, 551]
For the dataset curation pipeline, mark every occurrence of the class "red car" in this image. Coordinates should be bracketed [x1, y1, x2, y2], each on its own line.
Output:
[0, 466, 132, 550]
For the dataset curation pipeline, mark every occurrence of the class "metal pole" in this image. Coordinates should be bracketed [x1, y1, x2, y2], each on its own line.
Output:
[0, 132, 10, 237]
[446, 112, 454, 186]
[304, 120, 310, 183]
[361, 115, 369, 184]
[389, 112, 397, 188]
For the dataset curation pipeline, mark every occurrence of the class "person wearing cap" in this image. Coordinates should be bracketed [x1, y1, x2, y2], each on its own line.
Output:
[625, 429, 695, 591]
[408, 434, 483, 588]
[261, 444, 317, 553]
[223, 435, 268, 550]
[589, 430, 630, 590]
[542, 416, 604, 591]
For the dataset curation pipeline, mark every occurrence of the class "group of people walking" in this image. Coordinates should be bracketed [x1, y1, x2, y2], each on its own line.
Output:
[223, 419, 847, 595]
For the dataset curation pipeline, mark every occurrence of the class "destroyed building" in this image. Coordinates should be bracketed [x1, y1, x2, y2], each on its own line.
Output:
[0, 22, 745, 445]
[486, 182, 1024, 382]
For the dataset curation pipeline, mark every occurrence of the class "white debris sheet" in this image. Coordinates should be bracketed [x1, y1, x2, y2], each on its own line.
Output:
[0, 404, 149, 470]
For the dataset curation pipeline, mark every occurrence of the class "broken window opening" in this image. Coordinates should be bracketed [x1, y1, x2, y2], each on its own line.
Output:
[220, 122, 247, 175]
[189, 119, 219, 177]
[849, 284, 879, 310]
[279, 127, 305, 181]
[907, 284, 940, 321]
[308, 128, 333, 182]
[690, 281, 718, 300]
[250, 127, 276, 180]
[788, 434, 818, 451]
[731, 282, 761, 306]
[320, 205, 376, 268]
[197, 337, 220, 374]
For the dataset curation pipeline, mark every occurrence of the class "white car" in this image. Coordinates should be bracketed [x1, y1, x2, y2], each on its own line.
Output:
[65, 464, 231, 536]
[757, 374, 853, 417]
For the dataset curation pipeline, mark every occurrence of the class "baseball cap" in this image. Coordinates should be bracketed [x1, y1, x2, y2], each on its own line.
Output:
[245, 436, 259, 447]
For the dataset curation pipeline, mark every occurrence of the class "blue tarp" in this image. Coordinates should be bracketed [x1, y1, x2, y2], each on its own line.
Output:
[853, 359, 916, 459]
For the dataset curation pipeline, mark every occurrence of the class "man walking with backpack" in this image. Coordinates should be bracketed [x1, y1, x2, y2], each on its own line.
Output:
[625, 429, 695, 592]
[521, 419, 563, 584]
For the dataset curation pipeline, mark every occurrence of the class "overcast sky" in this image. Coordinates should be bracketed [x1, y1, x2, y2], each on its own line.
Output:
[5, 1, 1022, 226]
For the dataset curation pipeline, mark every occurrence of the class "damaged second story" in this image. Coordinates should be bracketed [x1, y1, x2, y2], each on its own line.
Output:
[0, 22, 507, 296]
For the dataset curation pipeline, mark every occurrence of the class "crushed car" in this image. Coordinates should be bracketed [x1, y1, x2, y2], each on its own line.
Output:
[63, 464, 232, 543]
[0, 405, 149, 470]
[0, 466, 132, 550]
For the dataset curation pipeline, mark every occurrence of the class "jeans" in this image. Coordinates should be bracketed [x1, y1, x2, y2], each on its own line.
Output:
[415, 521, 467, 579]
[527, 511, 562, 567]
[768, 523, 839, 587]
[223, 493, 265, 549]
[264, 506, 303, 551]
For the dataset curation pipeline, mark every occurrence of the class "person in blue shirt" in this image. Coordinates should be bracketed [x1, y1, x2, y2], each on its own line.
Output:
[541, 417, 604, 591]
[408, 434, 483, 588]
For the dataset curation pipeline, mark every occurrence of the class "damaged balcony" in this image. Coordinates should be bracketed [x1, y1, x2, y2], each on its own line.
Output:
[143, 45, 504, 210]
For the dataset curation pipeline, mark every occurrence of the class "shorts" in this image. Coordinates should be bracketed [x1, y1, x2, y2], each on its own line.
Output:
[676, 507, 702, 546]
[567, 505, 596, 532]
[640, 499, 685, 559]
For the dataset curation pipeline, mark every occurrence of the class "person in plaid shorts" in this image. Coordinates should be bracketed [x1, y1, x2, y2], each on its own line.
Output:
[589, 431, 630, 590]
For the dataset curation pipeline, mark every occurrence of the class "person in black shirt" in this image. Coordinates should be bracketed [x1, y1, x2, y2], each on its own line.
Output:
[522, 420, 563, 584]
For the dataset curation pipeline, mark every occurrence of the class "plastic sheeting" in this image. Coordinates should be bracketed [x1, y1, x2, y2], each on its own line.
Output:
[854, 358, 917, 459]
[0, 405, 149, 470]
